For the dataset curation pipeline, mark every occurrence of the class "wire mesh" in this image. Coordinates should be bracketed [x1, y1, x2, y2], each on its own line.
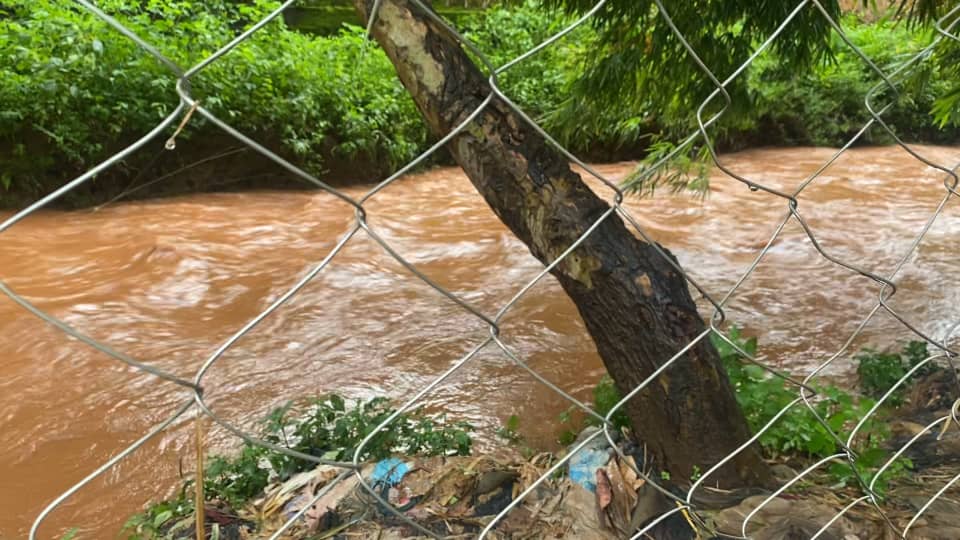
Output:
[5, 0, 960, 538]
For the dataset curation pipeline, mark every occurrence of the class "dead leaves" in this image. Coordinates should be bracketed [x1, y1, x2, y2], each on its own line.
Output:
[595, 455, 647, 536]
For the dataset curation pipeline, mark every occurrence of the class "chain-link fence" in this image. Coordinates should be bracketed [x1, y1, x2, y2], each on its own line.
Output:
[5, 0, 960, 538]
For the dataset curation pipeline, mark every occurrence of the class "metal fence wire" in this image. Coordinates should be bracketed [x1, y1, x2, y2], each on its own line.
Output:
[5, 0, 960, 538]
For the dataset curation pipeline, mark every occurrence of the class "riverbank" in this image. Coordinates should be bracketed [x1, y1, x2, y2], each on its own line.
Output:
[123, 362, 960, 540]
[3, 1, 958, 209]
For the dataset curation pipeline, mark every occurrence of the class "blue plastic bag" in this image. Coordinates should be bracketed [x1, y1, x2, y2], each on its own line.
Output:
[371, 458, 410, 487]
[568, 439, 612, 492]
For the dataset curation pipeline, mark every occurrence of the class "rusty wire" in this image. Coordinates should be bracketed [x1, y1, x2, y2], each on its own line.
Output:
[6, 0, 960, 538]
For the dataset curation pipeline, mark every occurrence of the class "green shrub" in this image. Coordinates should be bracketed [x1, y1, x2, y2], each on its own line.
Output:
[713, 328, 866, 458]
[0, 0, 425, 203]
[744, 17, 957, 147]
[123, 491, 194, 540]
[557, 326, 909, 492]
[568, 14, 960, 193]
[461, 2, 656, 157]
[4, 1, 957, 206]
[856, 340, 935, 404]
[460, 2, 593, 124]
[712, 327, 911, 493]
[0, 0, 602, 205]
[567, 326, 898, 476]
[205, 395, 472, 507]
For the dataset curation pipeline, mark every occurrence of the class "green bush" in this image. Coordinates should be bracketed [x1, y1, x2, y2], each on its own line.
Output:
[856, 340, 935, 404]
[3, 1, 957, 206]
[459, 2, 592, 124]
[744, 17, 958, 147]
[711, 328, 911, 493]
[711, 328, 879, 459]
[206, 395, 472, 508]
[614, 14, 960, 192]
[574, 328, 896, 465]
[0, 0, 425, 202]
[560, 326, 907, 493]
[561, 328, 910, 492]
[0, 0, 599, 205]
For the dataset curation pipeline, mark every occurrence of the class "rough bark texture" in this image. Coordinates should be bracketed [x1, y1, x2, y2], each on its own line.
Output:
[354, 0, 771, 488]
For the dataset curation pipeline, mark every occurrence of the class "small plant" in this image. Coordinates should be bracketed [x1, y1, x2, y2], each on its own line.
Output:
[588, 374, 632, 431]
[856, 340, 936, 405]
[497, 413, 540, 459]
[827, 448, 913, 497]
[123, 490, 193, 540]
[552, 373, 633, 447]
[205, 394, 473, 507]
[497, 414, 523, 443]
[690, 465, 702, 482]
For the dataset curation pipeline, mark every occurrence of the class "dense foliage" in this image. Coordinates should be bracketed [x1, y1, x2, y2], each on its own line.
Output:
[124, 331, 928, 537]
[541, 0, 960, 192]
[543, 0, 846, 142]
[545, 0, 958, 134]
[0, 0, 425, 203]
[931, 11, 960, 127]
[711, 329, 883, 458]
[1, 0, 956, 206]
[208, 395, 471, 508]
[459, 4, 589, 123]
[743, 18, 959, 147]
[533, 327, 922, 492]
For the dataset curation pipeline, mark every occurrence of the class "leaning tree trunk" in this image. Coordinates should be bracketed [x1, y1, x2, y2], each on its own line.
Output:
[353, 0, 771, 489]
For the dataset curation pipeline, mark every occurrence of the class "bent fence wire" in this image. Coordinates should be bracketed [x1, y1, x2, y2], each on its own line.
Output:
[6, 0, 960, 538]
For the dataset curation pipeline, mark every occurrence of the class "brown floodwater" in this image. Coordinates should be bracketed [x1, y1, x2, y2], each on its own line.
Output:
[1, 146, 959, 538]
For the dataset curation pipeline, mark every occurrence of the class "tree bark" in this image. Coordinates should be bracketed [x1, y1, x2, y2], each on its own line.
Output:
[353, 0, 771, 489]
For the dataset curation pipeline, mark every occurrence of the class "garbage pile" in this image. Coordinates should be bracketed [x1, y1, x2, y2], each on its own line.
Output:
[252, 453, 619, 538]
[183, 423, 960, 539]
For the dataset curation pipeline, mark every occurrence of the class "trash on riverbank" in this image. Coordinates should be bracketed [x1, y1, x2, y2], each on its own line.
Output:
[223, 443, 960, 540]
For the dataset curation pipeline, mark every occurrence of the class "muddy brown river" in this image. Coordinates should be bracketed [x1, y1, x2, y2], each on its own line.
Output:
[1, 146, 959, 538]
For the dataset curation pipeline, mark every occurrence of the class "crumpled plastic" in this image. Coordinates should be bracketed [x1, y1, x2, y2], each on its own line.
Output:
[371, 458, 410, 487]
[568, 437, 612, 492]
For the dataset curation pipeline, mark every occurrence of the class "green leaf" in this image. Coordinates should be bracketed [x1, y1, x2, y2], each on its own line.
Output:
[153, 509, 173, 529]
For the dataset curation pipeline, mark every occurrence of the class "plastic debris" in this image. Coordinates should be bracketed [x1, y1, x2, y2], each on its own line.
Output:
[371, 458, 410, 487]
[568, 430, 612, 492]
